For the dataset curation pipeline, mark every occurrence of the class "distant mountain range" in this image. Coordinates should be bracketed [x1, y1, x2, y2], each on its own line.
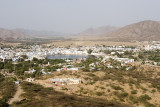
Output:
[104, 20, 160, 41]
[1, 20, 160, 41]
[0, 28, 68, 41]
[0, 28, 26, 40]
[15, 29, 67, 36]
[78, 26, 119, 36]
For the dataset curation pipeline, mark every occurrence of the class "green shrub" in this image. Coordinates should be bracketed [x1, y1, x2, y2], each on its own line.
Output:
[144, 101, 155, 107]
[151, 89, 156, 93]
[96, 92, 104, 96]
[114, 92, 128, 99]
[110, 85, 123, 90]
[107, 89, 110, 92]
[129, 96, 138, 104]
[100, 86, 105, 90]
[119, 92, 128, 98]
[138, 94, 151, 103]
[83, 91, 88, 94]
[131, 90, 137, 94]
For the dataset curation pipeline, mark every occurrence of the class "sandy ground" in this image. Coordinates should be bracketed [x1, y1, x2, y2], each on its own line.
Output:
[34, 79, 54, 88]
[47, 40, 143, 47]
[8, 85, 23, 105]
[33, 78, 79, 94]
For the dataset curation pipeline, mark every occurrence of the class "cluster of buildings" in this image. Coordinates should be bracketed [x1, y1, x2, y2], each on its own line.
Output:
[145, 44, 160, 50]
[0, 45, 138, 61]
[56, 67, 79, 72]
[0, 45, 136, 73]
[140, 41, 160, 50]
[102, 55, 134, 64]
[50, 78, 81, 86]
[1, 42, 160, 63]
[0, 48, 21, 62]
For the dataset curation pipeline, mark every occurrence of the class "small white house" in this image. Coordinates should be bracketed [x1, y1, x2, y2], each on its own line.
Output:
[111, 52, 116, 55]
[26, 77, 34, 82]
[14, 80, 20, 84]
[67, 67, 79, 71]
[25, 69, 36, 74]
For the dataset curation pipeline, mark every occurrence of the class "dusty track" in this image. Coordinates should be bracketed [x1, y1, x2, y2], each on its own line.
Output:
[8, 85, 23, 105]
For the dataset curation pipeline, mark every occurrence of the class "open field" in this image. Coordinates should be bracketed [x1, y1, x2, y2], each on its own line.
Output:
[1, 38, 144, 48]
[47, 40, 143, 47]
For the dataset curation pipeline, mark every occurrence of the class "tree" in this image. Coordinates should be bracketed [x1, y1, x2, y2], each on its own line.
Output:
[33, 57, 38, 61]
[88, 49, 93, 54]
[21, 55, 28, 59]
[0, 62, 4, 69]
[138, 54, 144, 59]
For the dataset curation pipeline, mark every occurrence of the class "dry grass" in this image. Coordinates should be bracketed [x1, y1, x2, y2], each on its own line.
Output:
[47, 40, 143, 47]
[33, 69, 160, 106]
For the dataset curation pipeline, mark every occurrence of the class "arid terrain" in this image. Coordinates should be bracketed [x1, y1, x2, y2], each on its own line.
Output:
[47, 40, 143, 47]
[32, 64, 160, 107]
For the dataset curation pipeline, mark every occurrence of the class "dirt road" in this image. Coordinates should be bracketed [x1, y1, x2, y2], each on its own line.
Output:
[8, 85, 23, 105]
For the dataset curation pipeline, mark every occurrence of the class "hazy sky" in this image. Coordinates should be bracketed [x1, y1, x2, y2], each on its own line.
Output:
[0, 0, 160, 33]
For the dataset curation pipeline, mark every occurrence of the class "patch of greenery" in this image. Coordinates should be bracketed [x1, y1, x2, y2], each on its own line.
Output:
[0, 75, 16, 106]
[131, 90, 137, 94]
[138, 94, 151, 103]
[110, 85, 123, 90]
[96, 92, 104, 96]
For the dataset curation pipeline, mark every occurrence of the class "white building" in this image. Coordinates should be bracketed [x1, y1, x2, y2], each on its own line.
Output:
[51, 78, 81, 85]
[26, 77, 34, 82]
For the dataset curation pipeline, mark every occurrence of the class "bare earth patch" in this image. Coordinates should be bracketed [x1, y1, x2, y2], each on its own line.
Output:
[8, 85, 23, 105]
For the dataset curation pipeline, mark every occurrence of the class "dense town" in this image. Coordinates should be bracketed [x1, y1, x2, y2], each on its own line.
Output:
[1, 41, 160, 64]
[1, 41, 160, 82]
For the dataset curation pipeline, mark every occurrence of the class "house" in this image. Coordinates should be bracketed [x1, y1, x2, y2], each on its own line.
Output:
[65, 59, 72, 62]
[42, 71, 47, 75]
[51, 78, 67, 85]
[66, 67, 79, 72]
[14, 80, 21, 85]
[56, 68, 62, 72]
[89, 63, 95, 67]
[67, 78, 81, 85]
[41, 69, 47, 75]
[111, 52, 116, 55]
[51, 78, 81, 86]
[76, 59, 82, 63]
[25, 69, 36, 74]
[107, 64, 114, 68]
[113, 58, 134, 64]
[45, 62, 50, 66]
[126, 67, 130, 71]
[89, 63, 96, 71]
[26, 77, 34, 82]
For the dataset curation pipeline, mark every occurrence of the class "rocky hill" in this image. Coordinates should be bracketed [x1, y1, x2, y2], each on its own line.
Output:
[105, 20, 160, 41]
